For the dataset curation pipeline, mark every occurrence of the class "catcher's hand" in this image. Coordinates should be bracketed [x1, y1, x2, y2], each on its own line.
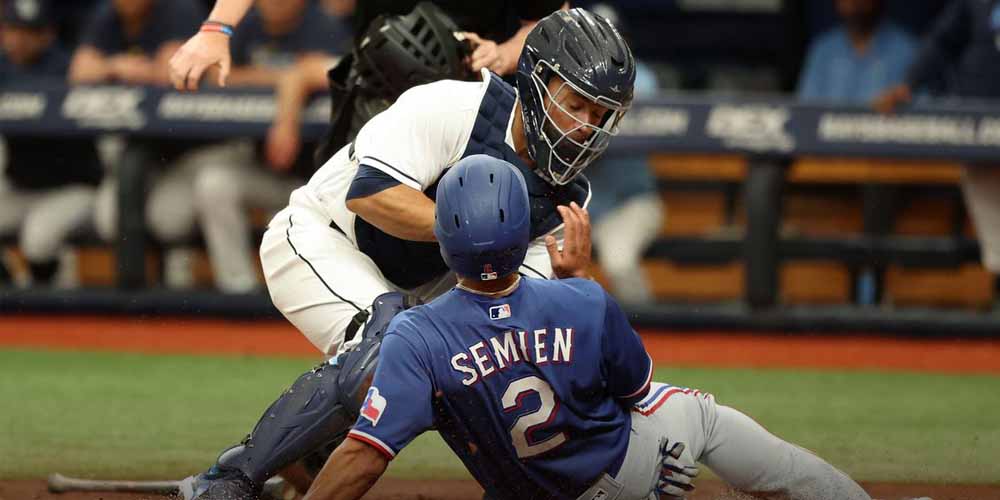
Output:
[657, 441, 699, 499]
[545, 202, 591, 279]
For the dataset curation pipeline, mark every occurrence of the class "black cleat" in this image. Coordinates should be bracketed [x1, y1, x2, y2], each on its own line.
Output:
[177, 466, 261, 500]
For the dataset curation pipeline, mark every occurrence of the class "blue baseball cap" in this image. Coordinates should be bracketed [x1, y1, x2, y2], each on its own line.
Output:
[2, 0, 54, 29]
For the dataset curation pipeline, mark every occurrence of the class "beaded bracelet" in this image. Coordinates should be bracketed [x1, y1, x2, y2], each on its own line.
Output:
[200, 20, 234, 36]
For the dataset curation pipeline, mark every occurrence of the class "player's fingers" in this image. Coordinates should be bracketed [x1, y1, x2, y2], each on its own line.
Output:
[570, 202, 591, 249]
[459, 31, 484, 45]
[561, 205, 583, 256]
[557, 205, 577, 248]
[472, 43, 494, 60]
[571, 201, 590, 226]
[169, 52, 190, 90]
[217, 55, 231, 88]
[659, 476, 695, 490]
[661, 464, 699, 482]
[470, 50, 496, 72]
[657, 477, 695, 495]
[171, 68, 187, 91]
[544, 234, 561, 266]
[185, 62, 207, 91]
[656, 479, 692, 499]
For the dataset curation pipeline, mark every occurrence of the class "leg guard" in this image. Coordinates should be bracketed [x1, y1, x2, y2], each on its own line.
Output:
[206, 292, 416, 493]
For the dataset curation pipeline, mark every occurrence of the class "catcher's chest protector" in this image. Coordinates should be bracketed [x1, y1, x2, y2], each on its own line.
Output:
[354, 76, 590, 289]
[459, 76, 591, 241]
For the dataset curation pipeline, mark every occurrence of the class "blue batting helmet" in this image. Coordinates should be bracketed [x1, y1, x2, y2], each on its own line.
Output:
[434, 155, 531, 281]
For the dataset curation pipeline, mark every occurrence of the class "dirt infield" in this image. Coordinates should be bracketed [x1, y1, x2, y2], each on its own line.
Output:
[2, 315, 999, 373]
[3, 314, 1000, 499]
[4, 478, 1000, 500]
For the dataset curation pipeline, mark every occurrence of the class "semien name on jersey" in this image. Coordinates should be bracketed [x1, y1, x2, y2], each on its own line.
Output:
[450, 328, 574, 386]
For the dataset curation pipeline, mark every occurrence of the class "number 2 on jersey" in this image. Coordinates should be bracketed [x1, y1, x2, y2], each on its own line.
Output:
[502, 376, 567, 458]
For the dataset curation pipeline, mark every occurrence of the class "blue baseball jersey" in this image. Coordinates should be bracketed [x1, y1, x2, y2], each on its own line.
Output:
[349, 278, 653, 500]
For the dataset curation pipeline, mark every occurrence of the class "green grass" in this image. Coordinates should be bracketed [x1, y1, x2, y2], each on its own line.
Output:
[1, 349, 998, 484]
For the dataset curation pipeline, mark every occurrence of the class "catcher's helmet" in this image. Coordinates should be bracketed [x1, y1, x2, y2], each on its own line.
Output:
[516, 8, 636, 185]
[315, 2, 474, 165]
[353, 1, 473, 102]
[434, 155, 531, 281]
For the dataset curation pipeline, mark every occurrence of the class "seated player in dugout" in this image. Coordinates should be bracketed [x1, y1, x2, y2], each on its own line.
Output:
[69, 0, 204, 85]
[169, 0, 568, 168]
[0, 0, 103, 288]
[177, 8, 639, 500]
[300, 155, 873, 500]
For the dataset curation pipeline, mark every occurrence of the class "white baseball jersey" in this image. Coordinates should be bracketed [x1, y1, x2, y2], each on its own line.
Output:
[286, 70, 591, 290]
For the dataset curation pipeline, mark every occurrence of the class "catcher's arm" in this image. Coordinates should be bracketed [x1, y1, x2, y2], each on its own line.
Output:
[302, 438, 388, 500]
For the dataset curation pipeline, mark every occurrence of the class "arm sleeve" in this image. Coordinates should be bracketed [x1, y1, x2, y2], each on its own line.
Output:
[346, 165, 402, 200]
[351, 85, 472, 191]
[796, 38, 827, 101]
[297, 9, 349, 55]
[348, 332, 436, 459]
[77, 4, 118, 53]
[886, 30, 919, 91]
[905, 0, 971, 91]
[600, 290, 652, 404]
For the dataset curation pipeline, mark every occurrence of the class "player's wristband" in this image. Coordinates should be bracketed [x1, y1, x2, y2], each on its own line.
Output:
[200, 20, 234, 37]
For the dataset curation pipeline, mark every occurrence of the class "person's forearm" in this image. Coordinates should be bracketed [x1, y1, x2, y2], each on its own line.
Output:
[153, 42, 184, 86]
[273, 56, 333, 127]
[68, 48, 111, 84]
[497, 22, 532, 71]
[207, 0, 255, 25]
[225, 67, 283, 87]
[346, 184, 436, 242]
[499, 3, 567, 73]
[303, 439, 387, 500]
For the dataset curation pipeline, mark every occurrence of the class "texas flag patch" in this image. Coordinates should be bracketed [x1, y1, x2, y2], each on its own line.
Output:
[489, 304, 511, 320]
[360, 387, 387, 427]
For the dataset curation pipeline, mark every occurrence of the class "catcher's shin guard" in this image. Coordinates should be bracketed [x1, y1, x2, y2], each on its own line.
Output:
[212, 292, 418, 487]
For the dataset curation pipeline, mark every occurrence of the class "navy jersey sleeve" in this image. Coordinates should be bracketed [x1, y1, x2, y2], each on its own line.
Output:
[295, 7, 350, 55]
[346, 165, 401, 200]
[159, 0, 204, 44]
[348, 331, 435, 459]
[905, 0, 971, 91]
[600, 290, 652, 404]
[78, 2, 120, 53]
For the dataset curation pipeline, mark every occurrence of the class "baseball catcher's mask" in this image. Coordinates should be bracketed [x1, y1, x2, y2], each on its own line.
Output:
[516, 8, 636, 186]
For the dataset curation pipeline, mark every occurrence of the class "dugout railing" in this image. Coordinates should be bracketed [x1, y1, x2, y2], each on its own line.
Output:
[1, 84, 999, 334]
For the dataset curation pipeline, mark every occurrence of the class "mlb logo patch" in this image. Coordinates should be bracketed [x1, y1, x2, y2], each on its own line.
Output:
[489, 304, 511, 320]
[480, 263, 498, 281]
[360, 387, 387, 427]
